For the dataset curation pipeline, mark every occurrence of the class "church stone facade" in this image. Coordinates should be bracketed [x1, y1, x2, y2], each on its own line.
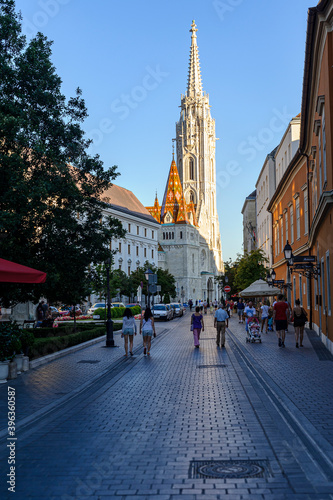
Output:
[146, 21, 223, 302]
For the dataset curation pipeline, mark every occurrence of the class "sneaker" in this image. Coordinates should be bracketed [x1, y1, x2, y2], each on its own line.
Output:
[282, 342, 285, 347]
[296, 343, 299, 348]
[144, 347, 146, 355]
[278, 338, 282, 347]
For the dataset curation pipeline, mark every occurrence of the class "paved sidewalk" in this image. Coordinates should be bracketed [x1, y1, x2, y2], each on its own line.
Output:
[0, 312, 332, 499]
[0, 319, 169, 434]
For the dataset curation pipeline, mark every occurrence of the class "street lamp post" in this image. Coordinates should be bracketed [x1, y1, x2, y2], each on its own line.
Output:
[145, 268, 154, 308]
[283, 240, 320, 329]
[105, 258, 116, 347]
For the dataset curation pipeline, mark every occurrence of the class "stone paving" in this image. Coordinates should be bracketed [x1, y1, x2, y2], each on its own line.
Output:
[0, 312, 333, 499]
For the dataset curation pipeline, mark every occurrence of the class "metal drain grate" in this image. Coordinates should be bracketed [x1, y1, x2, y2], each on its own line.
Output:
[198, 364, 227, 369]
[77, 360, 100, 364]
[189, 459, 272, 479]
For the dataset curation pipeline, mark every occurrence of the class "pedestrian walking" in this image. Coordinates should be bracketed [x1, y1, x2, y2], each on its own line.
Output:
[214, 304, 229, 348]
[273, 294, 290, 347]
[122, 308, 137, 357]
[237, 298, 245, 323]
[188, 299, 193, 311]
[190, 306, 204, 348]
[140, 307, 156, 356]
[203, 300, 208, 314]
[244, 301, 257, 333]
[291, 299, 308, 348]
[261, 300, 270, 333]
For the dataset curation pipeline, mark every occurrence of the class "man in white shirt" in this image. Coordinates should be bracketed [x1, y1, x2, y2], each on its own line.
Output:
[244, 301, 257, 332]
[214, 304, 229, 348]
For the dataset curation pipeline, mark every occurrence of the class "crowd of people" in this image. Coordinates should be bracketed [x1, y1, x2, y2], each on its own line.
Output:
[120, 294, 309, 356]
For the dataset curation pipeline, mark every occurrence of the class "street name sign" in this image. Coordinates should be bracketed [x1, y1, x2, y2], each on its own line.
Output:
[293, 256, 316, 263]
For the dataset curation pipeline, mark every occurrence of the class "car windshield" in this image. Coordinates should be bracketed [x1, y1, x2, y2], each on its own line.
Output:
[94, 304, 105, 308]
[154, 305, 166, 310]
[170, 304, 179, 308]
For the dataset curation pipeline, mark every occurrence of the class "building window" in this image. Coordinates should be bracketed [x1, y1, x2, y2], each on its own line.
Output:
[274, 225, 277, 257]
[304, 189, 308, 235]
[128, 244, 131, 254]
[307, 277, 311, 310]
[189, 158, 194, 180]
[152, 249, 154, 259]
[281, 218, 284, 251]
[166, 233, 168, 240]
[314, 274, 318, 311]
[290, 205, 294, 244]
[163, 233, 165, 240]
[299, 275, 302, 306]
[296, 198, 300, 240]
[119, 242, 122, 252]
[128, 223, 131, 232]
[192, 254, 195, 273]
[326, 251, 331, 315]
[128, 266, 131, 276]
[144, 228, 147, 237]
[172, 232, 174, 239]
[144, 248, 146, 257]
[152, 230, 154, 238]
[321, 258, 326, 311]
[190, 191, 194, 203]
[322, 110, 327, 186]
[180, 231, 183, 239]
[318, 128, 322, 195]
[285, 212, 288, 243]
[277, 222, 280, 255]
[137, 226, 139, 235]
[293, 276, 296, 306]
[136, 246, 139, 256]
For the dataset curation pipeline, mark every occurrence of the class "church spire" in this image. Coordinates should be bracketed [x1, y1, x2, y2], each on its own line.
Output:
[187, 20, 203, 97]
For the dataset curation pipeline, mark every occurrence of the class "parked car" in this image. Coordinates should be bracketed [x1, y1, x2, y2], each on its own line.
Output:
[87, 303, 106, 315]
[126, 303, 140, 309]
[111, 302, 125, 308]
[169, 303, 184, 317]
[152, 304, 173, 321]
[48, 306, 60, 318]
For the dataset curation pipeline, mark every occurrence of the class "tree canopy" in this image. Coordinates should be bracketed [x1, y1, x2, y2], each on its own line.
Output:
[0, 0, 125, 306]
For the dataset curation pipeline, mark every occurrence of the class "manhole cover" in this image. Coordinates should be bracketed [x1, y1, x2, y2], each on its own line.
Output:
[77, 360, 100, 364]
[198, 364, 227, 368]
[189, 459, 272, 479]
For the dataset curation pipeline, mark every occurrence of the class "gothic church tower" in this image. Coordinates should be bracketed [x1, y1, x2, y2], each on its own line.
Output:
[176, 21, 222, 271]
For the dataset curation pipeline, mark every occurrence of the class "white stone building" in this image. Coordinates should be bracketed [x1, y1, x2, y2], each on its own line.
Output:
[241, 190, 257, 253]
[255, 147, 277, 267]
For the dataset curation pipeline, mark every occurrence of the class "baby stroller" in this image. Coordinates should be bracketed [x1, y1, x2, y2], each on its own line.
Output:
[246, 317, 261, 343]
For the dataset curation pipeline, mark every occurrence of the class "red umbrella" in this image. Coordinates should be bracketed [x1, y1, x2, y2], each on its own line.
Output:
[0, 258, 47, 283]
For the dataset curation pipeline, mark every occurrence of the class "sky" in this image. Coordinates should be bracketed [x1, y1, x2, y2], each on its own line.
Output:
[14, 0, 311, 263]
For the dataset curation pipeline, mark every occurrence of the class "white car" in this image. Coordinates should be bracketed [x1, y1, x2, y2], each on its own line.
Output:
[152, 304, 173, 321]
[87, 302, 106, 315]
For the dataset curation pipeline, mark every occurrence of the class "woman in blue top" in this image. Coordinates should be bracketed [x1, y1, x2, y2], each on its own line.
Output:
[122, 308, 137, 357]
[190, 306, 204, 348]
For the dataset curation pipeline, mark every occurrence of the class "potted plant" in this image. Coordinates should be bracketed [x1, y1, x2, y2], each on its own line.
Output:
[0, 322, 22, 383]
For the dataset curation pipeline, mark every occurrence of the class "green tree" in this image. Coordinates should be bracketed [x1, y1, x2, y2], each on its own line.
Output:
[129, 261, 176, 303]
[234, 249, 269, 292]
[0, 0, 125, 307]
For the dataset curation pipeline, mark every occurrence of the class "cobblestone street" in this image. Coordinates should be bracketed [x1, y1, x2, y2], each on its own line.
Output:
[1, 313, 333, 499]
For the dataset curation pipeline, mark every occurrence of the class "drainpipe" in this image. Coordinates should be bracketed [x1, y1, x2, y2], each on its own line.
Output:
[304, 152, 313, 329]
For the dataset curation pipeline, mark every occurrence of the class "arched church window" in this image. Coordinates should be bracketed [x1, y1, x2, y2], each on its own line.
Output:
[180, 231, 183, 239]
[169, 232, 171, 239]
[166, 233, 168, 240]
[172, 232, 174, 239]
[189, 158, 194, 180]
[190, 191, 194, 203]
[163, 233, 165, 240]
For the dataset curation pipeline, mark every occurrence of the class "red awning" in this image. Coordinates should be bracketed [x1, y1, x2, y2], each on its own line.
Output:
[0, 258, 47, 283]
